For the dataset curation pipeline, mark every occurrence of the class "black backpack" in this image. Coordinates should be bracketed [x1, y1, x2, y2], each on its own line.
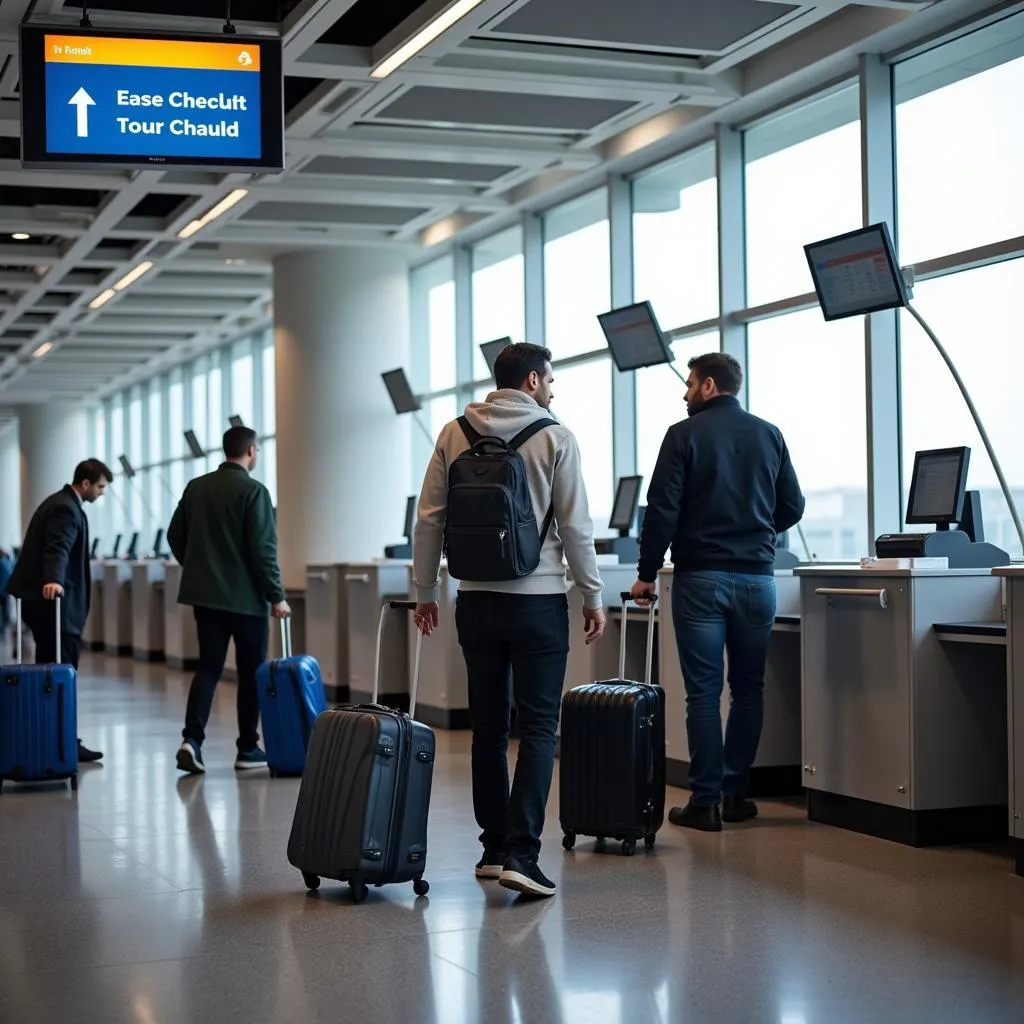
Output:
[444, 416, 558, 582]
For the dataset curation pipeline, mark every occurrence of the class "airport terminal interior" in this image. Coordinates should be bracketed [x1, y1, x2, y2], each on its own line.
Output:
[3, 0, 1024, 1021]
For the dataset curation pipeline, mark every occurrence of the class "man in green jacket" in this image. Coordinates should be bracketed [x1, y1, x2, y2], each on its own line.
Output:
[168, 426, 290, 774]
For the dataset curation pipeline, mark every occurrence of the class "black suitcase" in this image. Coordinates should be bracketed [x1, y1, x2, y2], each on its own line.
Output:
[287, 600, 435, 904]
[559, 592, 665, 856]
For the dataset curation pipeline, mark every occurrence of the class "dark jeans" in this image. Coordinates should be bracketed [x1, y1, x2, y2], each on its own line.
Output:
[183, 606, 268, 754]
[456, 591, 569, 861]
[22, 600, 82, 670]
[671, 571, 776, 807]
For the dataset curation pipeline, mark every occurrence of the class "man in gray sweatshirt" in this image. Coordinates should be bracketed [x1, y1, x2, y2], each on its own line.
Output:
[413, 343, 606, 899]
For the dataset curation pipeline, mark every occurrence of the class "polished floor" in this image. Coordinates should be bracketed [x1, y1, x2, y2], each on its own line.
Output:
[2, 655, 1024, 1023]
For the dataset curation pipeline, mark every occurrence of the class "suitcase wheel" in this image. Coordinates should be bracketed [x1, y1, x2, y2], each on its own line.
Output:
[621, 839, 636, 857]
[350, 881, 369, 905]
[561, 832, 576, 851]
[644, 834, 656, 851]
[413, 877, 430, 897]
[302, 872, 321, 892]
[70, 774, 78, 792]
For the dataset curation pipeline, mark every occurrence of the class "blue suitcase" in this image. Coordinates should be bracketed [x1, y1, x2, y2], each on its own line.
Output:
[0, 598, 78, 792]
[256, 617, 327, 778]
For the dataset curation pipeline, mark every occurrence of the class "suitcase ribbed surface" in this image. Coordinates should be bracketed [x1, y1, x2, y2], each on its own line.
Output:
[0, 664, 78, 785]
[559, 681, 665, 843]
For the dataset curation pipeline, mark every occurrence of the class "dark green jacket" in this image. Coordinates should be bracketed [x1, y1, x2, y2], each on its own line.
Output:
[167, 463, 285, 617]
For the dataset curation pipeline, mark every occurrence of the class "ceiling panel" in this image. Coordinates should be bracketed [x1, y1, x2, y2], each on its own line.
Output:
[240, 201, 428, 226]
[301, 156, 517, 183]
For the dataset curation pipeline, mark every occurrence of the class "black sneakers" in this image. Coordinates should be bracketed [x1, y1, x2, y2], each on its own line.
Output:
[77, 739, 103, 763]
[474, 849, 506, 880]
[722, 795, 759, 823]
[668, 799, 722, 832]
[498, 857, 557, 898]
[176, 740, 206, 774]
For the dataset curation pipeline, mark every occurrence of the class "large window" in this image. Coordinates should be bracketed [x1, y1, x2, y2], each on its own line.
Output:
[231, 342, 255, 428]
[633, 146, 719, 328]
[147, 384, 165, 526]
[900, 261, 1024, 557]
[544, 190, 610, 359]
[745, 84, 862, 306]
[635, 332, 719, 491]
[168, 371, 185, 501]
[472, 226, 525, 381]
[262, 339, 276, 436]
[207, 361, 223, 473]
[411, 257, 456, 395]
[896, 17, 1024, 265]
[747, 309, 867, 561]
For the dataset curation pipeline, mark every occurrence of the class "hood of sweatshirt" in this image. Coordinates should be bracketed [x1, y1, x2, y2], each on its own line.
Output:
[462, 389, 558, 441]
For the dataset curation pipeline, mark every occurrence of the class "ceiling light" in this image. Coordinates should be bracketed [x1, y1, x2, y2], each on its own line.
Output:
[89, 288, 116, 310]
[113, 260, 154, 291]
[12, 232, 30, 241]
[178, 189, 249, 240]
[33, 341, 53, 358]
[371, 0, 486, 80]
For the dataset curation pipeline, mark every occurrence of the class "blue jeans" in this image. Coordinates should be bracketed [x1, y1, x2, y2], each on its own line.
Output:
[672, 571, 777, 807]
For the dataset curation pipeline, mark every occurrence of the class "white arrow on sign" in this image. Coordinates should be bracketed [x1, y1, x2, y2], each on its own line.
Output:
[69, 87, 96, 138]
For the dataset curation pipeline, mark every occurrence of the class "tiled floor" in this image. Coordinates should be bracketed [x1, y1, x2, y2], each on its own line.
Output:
[2, 655, 1024, 1023]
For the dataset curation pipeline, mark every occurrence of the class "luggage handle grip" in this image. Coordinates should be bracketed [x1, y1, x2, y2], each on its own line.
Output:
[617, 592, 657, 685]
[14, 595, 62, 665]
[372, 602, 424, 719]
[278, 615, 292, 659]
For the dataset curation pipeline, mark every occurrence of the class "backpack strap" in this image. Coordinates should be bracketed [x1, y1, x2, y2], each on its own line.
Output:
[457, 416, 482, 446]
[510, 417, 559, 548]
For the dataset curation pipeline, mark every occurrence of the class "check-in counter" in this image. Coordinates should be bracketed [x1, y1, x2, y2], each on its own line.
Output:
[798, 565, 1006, 846]
[657, 567, 803, 795]
[306, 565, 351, 702]
[993, 567, 1024, 875]
[344, 562, 411, 708]
[131, 560, 166, 661]
[163, 562, 199, 672]
[404, 563, 469, 729]
[84, 562, 104, 651]
[101, 561, 133, 655]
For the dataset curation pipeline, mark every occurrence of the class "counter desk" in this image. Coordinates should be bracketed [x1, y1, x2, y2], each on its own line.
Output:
[101, 560, 132, 656]
[131, 560, 166, 662]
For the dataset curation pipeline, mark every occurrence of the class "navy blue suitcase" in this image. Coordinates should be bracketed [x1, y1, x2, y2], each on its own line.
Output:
[0, 598, 78, 792]
[559, 593, 665, 856]
[256, 617, 327, 778]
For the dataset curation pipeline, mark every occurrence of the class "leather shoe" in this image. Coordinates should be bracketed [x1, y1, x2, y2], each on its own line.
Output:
[668, 799, 722, 832]
[77, 740, 103, 763]
[722, 794, 758, 823]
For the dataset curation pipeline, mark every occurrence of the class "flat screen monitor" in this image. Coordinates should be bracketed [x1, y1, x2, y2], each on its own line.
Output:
[125, 531, 139, 561]
[111, 533, 122, 558]
[118, 454, 135, 478]
[403, 495, 416, 541]
[598, 302, 674, 372]
[184, 429, 205, 459]
[480, 337, 511, 377]
[804, 223, 910, 321]
[90, 537, 100, 558]
[228, 415, 244, 428]
[906, 446, 970, 527]
[382, 368, 421, 414]
[609, 475, 644, 535]
[152, 528, 164, 558]
[19, 25, 284, 173]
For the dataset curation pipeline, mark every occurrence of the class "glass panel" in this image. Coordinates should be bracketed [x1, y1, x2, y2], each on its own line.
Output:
[168, 372, 184, 458]
[635, 332, 720, 492]
[147, 385, 162, 465]
[544, 189, 610, 360]
[899, 259, 1024, 557]
[231, 352, 255, 428]
[633, 146, 719, 327]
[745, 84, 861, 306]
[262, 340, 276, 435]
[411, 257, 456, 393]
[191, 364, 208, 455]
[128, 391, 143, 465]
[472, 226, 525, 380]
[208, 364, 223, 460]
[895, 16, 1024, 264]
[261, 437, 277, 507]
[747, 309, 867, 561]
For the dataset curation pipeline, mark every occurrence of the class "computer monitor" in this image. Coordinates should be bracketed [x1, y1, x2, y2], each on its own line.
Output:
[609, 475, 643, 537]
[118, 454, 136, 479]
[597, 301, 674, 372]
[480, 337, 512, 377]
[228, 415, 244, 428]
[381, 368, 421, 414]
[125, 532, 139, 561]
[90, 538, 100, 559]
[111, 533, 122, 558]
[152, 528, 165, 559]
[906, 447, 970, 528]
[403, 495, 416, 541]
[804, 223, 910, 322]
[184, 429, 205, 459]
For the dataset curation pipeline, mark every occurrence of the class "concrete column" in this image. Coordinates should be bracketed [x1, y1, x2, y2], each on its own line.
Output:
[19, 402, 89, 532]
[0, 423, 20, 549]
[273, 248, 412, 589]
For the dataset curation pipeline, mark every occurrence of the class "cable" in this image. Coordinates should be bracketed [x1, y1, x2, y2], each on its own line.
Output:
[905, 302, 1024, 555]
[223, 0, 237, 34]
[80, 0, 92, 28]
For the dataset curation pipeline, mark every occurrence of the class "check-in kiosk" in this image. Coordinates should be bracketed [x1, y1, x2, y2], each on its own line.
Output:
[305, 564, 352, 702]
[594, 476, 644, 564]
[101, 558, 133, 655]
[85, 560, 105, 651]
[163, 561, 199, 672]
[131, 557, 166, 662]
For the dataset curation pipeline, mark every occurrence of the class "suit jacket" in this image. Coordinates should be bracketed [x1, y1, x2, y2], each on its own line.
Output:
[6, 485, 91, 635]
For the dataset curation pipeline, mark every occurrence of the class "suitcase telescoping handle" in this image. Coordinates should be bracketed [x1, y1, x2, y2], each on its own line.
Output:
[14, 594, 62, 665]
[372, 600, 423, 719]
[618, 591, 658, 685]
[278, 614, 292, 659]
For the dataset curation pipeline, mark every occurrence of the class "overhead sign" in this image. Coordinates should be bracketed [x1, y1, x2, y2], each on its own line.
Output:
[20, 26, 284, 172]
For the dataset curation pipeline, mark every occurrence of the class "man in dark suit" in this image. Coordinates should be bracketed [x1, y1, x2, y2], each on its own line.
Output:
[6, 458, 113, 763]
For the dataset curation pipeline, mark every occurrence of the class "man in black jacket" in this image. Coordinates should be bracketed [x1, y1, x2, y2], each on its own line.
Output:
[6, 459, 113, 763]
[631, 353, 804, 832]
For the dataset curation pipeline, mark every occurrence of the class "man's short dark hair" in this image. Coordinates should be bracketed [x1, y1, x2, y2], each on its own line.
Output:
[73, 459, 113, 486]
[223, 426, 258, 459]
[494, 343, 552, 391]
[687, 352, 743, 396]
